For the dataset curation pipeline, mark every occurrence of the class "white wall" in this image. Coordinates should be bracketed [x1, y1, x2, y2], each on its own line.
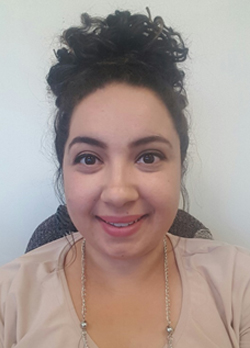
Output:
[0, 0, 249, 265]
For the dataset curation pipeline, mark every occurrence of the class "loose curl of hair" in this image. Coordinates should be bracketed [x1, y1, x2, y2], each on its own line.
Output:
[47, 8, 189, 207]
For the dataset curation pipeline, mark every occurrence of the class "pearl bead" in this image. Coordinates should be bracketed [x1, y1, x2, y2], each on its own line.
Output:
[166, 326, 173, 334]
[80, 321, 87, 329]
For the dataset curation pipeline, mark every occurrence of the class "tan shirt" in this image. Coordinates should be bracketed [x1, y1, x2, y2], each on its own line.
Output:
[0, 233, 250, 348]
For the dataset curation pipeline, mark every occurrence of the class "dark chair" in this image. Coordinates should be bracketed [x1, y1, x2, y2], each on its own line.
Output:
[26, 205, 212, 253]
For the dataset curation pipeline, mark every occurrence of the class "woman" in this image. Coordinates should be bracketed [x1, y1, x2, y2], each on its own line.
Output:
[0, 9, 250, 348]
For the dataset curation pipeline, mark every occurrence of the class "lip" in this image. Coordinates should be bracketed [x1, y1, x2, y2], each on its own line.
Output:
[96, 214, 148, 237]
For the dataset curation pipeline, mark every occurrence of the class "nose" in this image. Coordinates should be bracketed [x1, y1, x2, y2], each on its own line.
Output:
[100, 164, 139, 208]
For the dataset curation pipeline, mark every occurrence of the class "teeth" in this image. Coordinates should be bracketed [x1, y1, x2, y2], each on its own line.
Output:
[109, 222, 134, 227]
[105, 216, 144, 228]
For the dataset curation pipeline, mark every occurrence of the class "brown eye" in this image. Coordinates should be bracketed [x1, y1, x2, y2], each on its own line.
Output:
[137, 152, 165, 165]
[75, 154, 100, 165]
[142, 154, 155, 163]
[83, 155, 96, 165]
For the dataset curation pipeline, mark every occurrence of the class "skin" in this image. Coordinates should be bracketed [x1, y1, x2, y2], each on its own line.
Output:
[63, 83, 182, 348]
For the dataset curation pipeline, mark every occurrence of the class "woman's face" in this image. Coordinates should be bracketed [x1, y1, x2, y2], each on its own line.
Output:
[63, 83, 181, 259]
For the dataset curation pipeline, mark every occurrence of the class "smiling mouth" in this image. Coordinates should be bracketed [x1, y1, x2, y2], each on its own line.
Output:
[96, 215, 147, 228]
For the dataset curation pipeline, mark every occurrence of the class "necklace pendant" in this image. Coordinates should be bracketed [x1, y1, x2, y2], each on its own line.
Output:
[80, 320, 87, 330]
[166, 325, 173, 335]
[166, 325, 174, 348]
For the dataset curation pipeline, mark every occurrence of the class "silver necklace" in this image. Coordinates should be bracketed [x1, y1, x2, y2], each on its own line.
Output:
[80, 235, 174, 348]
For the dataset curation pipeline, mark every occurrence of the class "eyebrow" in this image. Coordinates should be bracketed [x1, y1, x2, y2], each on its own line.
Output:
[68, 136, 107, 151]
[130, 135, 172, 149]
[68, 135, 172, 151]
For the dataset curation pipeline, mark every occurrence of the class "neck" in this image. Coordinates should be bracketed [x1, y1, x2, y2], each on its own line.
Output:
[72, 235, 174, 291]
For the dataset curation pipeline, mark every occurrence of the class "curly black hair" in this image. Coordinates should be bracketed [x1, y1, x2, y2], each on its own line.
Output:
[47, 9, 189, 202]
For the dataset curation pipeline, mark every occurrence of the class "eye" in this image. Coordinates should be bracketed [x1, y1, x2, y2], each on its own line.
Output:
[75, 153, 101, 166]
[137, 152, 165, 164]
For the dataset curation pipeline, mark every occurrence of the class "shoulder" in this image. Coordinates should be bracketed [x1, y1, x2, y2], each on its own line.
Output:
[0, 233, 82, 346]
[169, 233, 250, 299]
[0, 233, 82, 297]
[169, 235, 250, 340]
[169, 234, 250, 339]
[169, 233, 250, 268]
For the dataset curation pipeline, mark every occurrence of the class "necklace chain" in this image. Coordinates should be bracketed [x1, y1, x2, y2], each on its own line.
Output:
[163, 236, 174, 348]
[80, 236, 174, 348]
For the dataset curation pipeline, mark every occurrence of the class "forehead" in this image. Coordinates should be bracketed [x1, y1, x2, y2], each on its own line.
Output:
[68, 83, 178, 145]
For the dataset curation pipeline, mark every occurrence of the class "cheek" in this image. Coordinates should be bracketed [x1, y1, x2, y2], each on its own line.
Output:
[63, 171, 99, 213]
[63, 173, 101, 235]
[148, 182, 180, 209]
[141, 168, 181, 226]
[142, 166, 181, 201]
[147, 175, 181, 230]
